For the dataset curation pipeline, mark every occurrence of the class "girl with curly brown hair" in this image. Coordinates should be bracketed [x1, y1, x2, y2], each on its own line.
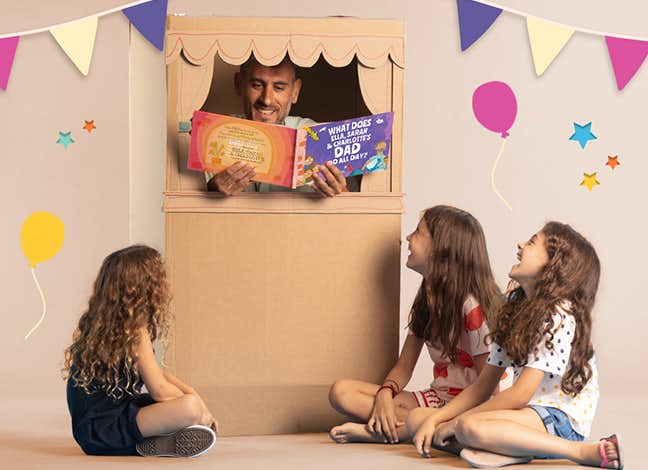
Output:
[64, 245, 217, 458]
[328, 205, 504, 445]
[408, 222, 623, 469]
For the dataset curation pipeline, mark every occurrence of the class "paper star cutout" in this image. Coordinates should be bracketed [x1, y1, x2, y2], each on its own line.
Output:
[83, 120, 96, 133]
[56, 131, 75, 149]
[569, 122, 597, 149]
[606, 155, 620, 170]
[580, 172, 600, 191]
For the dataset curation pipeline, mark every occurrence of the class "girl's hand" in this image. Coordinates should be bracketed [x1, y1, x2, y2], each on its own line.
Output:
[413, 416, 438, 457]
[433, 420, 456, 448]
[200, 409, 219, 434]
[367, 389, 403, 443]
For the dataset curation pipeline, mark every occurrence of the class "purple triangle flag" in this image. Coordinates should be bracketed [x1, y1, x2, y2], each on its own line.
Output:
[122, 0, 168, 51]
[457, 0, 502, 51]
[0, 36, 19, 90]
[605, 36, 648, 91]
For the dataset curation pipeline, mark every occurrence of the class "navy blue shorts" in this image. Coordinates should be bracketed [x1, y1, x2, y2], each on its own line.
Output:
[528, 405, 584, 459]
[72, 393, 156, 456]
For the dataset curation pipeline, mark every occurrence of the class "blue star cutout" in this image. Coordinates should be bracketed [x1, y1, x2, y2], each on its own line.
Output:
[569, 122, 597, 149]
[56, 131, 75, 149]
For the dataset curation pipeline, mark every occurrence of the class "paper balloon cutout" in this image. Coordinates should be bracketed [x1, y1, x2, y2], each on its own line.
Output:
[20, 212, 64, 340]
[472, 81, 517, 138]
[472, 81, 518, 211]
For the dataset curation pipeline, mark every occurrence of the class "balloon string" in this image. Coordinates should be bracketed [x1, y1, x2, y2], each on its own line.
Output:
[25, 267, 46, 340]
[491, 139, 512, 211]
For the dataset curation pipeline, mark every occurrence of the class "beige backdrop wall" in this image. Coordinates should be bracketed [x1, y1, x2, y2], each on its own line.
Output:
[0, 11, 130, 403]
[1, 0, 646, 436]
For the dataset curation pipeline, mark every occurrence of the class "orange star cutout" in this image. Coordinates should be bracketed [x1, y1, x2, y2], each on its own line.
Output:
[580, 172, 600, 192]
[83, 120, 96, 133]
[606, 155, 620, 170]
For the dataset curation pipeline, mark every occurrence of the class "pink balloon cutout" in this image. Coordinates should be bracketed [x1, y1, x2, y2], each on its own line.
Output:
[472, 81, 517, 138]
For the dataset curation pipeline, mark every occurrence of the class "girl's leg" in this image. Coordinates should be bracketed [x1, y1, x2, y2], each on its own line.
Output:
[328, 379, 381, 420]
[455, 408, 621, 468]
[136, 394, 205, 437]
[328, 379, 418, 443]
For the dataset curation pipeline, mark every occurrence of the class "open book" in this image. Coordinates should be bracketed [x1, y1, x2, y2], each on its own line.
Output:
[188, 111, 394, 188]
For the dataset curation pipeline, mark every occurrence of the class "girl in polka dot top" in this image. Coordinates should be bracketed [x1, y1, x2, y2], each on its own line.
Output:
[328, 205, 503, 446]
[408, 221, 623, 469]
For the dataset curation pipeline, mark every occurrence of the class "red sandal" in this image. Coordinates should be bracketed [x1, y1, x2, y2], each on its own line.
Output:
[598, 434, 623, 469]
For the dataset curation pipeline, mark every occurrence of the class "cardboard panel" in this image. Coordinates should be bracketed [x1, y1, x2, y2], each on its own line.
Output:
[165, 212, 401, 435]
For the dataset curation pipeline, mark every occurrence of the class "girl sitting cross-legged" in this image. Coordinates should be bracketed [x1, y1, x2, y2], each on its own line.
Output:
[407, 221, 623, 469]
[328, 205, 505, 445]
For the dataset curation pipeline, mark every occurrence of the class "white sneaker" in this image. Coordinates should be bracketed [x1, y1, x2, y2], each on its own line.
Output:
[136, 425, 216, 458]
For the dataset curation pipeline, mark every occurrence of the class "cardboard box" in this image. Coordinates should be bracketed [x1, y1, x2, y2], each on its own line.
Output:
[164, 16, 405, 435]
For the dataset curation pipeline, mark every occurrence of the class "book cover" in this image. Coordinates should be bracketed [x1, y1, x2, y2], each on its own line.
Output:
[188, 111, 297, 188]
[189, 111, 394, 189]
[293, 112, 394, 187]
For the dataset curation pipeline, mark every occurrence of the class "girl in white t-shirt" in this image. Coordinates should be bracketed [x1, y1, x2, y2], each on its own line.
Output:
[328, 205, 503, 445]
[407, 221, 623, 469]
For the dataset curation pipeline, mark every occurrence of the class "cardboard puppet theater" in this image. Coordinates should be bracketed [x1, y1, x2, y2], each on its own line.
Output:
[164, 16, 405, 436]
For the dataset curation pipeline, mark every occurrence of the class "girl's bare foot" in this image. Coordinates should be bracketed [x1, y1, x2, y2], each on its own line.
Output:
[329, 422, 388, 444]
[580, 435, 622, 469]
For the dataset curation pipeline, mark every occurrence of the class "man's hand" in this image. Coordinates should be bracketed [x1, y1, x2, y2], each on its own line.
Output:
[412, 416, 439, 458]
[208, 162, 255, 195]
[312, 161, 348, 197]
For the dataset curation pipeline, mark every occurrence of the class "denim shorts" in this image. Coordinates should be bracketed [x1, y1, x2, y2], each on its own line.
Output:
[528, 405, 584, 459]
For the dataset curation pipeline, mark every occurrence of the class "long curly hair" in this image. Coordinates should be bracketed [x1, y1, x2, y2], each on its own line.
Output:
[407, 206, 503, 358]
[489, 222, 599, 396]
[63, 245, 171, 399]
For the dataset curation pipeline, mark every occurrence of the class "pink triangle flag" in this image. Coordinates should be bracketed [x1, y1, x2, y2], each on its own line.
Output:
[0, 36, 19, 90]
[605, 36, 648, 91]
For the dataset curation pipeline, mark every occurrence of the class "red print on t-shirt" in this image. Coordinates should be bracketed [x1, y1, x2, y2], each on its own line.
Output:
[446, 387, 464, 396]
[464, 305, 485, 331]
[433, 364, 448, 379]
[454, 348, 474, 368]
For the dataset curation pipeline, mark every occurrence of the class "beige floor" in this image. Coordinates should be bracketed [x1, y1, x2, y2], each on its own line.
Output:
[1, 392, 638, 470]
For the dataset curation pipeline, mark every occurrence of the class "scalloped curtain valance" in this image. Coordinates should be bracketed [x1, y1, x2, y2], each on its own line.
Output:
[165, 16, 404, 68]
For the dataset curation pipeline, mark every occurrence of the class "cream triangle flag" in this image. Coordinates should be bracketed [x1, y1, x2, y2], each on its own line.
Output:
[526, 17, 574, 76]
[50, 16, 98, 76]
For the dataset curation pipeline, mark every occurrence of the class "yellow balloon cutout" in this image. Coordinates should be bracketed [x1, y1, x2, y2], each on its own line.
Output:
[20, 212, 65, 268]
[20, 212, 65, 340]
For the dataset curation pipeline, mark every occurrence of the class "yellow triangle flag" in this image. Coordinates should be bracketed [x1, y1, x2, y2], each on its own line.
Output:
[526, 17, 574, 76]
[50, 17, 98, 76]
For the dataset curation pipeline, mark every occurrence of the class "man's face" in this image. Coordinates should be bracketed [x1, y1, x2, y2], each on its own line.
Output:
[235, 61, 302, 124]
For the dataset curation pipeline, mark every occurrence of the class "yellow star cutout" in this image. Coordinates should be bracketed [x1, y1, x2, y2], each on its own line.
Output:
[580, 172, 600, 192]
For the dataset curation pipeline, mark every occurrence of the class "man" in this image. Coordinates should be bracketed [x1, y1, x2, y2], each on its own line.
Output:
[206, 56, 350, 197]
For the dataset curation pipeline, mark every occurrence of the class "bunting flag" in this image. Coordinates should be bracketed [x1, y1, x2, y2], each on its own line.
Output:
[526, 17, 574, 76]
[50, 17, 98, 76]
[0, 36, 19, 90]
[122, 0, 168, 51]
[605, 36, 648, 90]
[456, 0, 502, 51]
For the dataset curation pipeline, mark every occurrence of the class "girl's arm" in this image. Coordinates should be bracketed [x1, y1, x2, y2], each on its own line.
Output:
[473, 352, 488, 376]
[453, 366, 543, 418]
[384, 334, 425, 389]
[416, 366, 544, 455]
[412, 363, 501, 455]
[162, 371, 196, 395]
[368, 334, 424, 443]
[135, 327, 184, 402]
